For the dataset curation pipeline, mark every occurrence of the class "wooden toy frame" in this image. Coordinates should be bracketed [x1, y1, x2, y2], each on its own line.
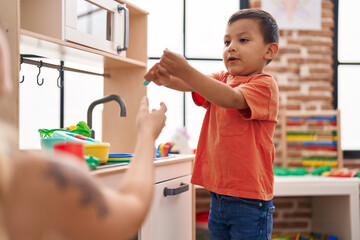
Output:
[280, 110, 343, 169]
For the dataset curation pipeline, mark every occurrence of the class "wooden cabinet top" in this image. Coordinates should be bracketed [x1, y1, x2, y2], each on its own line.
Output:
[91, 154, 195, 177]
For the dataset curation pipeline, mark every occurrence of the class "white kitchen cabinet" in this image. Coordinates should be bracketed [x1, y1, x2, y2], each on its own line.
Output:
[140, 175, 192, 240]
[92, 155, 195, 240]
[140, 157, 194, 240]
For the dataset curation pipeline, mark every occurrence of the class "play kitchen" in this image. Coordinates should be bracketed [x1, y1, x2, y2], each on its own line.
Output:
[17, 0, 143, 154]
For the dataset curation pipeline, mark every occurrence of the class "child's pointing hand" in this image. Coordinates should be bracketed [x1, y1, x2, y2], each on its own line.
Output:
[159, 49, 190, 79]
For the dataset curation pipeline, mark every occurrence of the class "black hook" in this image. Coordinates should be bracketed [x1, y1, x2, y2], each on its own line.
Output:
[57, 65, 63, 88]
[37, 60, 44, 86]
[19, 56, 25, 83]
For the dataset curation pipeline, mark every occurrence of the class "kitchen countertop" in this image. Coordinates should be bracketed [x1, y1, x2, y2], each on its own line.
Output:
[90, 154, 195, 177]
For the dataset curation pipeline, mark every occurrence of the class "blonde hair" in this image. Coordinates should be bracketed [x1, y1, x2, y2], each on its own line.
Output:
[0, 121, 14, 240]
[0, 29, 11, 96]
[0, 27, 14, 240]
[0, 121, 16, 191]
[0, 149, 10, 240]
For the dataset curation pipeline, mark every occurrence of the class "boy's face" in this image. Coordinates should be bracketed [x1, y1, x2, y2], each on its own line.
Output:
[223, 18, 275, 77]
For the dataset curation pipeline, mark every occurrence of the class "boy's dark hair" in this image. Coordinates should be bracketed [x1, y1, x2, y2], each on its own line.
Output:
[228, 8, 279, 45]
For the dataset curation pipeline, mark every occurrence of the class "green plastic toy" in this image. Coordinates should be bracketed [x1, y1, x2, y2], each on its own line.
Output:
[273, 166, 308, 176]
[38, 128, 91, 138]
[85, 155, 101, 169]
[76, 121, 91, 137]
[311, 165, 331, 176]
[39, 121, 92, 138]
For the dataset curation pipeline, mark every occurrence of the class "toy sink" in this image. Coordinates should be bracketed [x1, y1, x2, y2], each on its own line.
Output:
[51, 131, 110, 164]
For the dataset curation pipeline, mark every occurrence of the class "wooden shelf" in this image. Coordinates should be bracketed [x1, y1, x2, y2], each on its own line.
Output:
[21, 29, 146, 69]
[274, 176, 360, 240]
[284, 110, 339, 117]
[91, 154, 194, 176]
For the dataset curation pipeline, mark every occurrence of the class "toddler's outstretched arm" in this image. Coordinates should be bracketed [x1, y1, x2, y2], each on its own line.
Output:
[159, 49, 249, 109]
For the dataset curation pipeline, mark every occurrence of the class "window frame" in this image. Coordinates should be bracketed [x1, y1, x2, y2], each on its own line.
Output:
[333, 0, 360, 158]
[56, 0, 248, 142]
[148, 0, 247, 126]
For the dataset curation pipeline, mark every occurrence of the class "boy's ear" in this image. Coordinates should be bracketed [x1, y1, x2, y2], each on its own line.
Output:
[264, 43, 278, 61]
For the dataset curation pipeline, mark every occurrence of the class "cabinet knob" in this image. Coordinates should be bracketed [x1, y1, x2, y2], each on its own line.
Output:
[163, 183, 189, 197]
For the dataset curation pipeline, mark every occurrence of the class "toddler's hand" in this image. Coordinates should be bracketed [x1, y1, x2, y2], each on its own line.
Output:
[144, 63, 160, 86]
[159, 49, 190, 79]
[145, 62, 179, 88]
[144, 63, 171, 86]
[136, 96, 167, 140]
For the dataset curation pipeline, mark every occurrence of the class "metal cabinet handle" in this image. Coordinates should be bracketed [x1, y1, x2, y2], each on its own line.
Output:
[117, 4, 129, 53]
[163, 183, 189, 197]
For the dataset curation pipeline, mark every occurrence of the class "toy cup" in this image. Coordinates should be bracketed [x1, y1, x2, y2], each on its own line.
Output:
[53, 142, 84, 163]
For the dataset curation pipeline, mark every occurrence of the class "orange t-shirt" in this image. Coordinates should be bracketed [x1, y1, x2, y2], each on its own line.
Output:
[191, 71, 279, 200]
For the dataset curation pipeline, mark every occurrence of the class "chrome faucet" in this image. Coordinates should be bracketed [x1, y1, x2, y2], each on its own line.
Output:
[87, 95, 127, 139]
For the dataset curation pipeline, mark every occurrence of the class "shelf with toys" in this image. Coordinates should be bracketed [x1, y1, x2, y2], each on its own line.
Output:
[280, 110, 343, 169]
[274, 174, 360, 240]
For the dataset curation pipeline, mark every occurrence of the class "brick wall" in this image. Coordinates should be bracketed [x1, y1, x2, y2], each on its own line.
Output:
[250, 0, 335, 235]
[272, 197, 312, 234]
[255, 0, 336, 164]
[252, 0, 335, 112]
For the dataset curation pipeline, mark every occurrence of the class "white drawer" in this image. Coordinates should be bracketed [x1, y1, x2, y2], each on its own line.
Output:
[154, 160, 192, 183]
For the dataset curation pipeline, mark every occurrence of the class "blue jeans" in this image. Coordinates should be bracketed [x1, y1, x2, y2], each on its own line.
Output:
[208, 192, 275, 240]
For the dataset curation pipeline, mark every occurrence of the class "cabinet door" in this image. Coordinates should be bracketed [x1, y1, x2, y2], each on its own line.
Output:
[140, 175, 192, 240]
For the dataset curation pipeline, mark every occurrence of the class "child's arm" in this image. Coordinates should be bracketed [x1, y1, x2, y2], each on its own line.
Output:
[159, 49, 248, 109]
[144, 63, 194, 92]
[116, 96, 167, 218]
[108, 96, 167, 238]
[3, 97, 167, 240]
